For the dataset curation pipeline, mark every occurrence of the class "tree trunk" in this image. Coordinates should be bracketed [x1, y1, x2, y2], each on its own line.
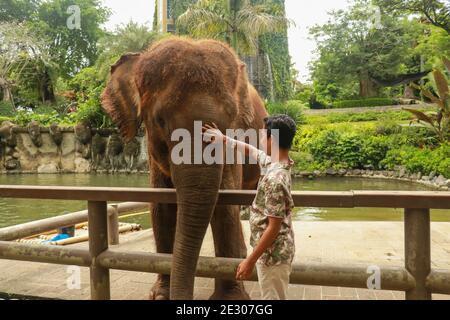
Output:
[1, 86, 11, 102]
[359, 70, 379, 98]
[39, 70, 56, 103]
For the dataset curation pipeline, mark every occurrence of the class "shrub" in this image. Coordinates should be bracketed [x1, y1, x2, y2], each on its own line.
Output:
[381, 144, 450, 178]
[266, 100, 307, 124]
[0, 101, 15, 117]
[13, 110, 61, 126]
[332, 98, 397, 109]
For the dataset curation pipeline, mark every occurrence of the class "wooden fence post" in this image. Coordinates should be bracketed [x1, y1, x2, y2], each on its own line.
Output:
[88, 201, 111, 300]
[108, 204, 119, 245]
[404, 208, 431, 300]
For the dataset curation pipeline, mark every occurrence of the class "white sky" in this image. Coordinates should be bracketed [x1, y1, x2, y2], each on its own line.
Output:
[101, 0, 351, 82]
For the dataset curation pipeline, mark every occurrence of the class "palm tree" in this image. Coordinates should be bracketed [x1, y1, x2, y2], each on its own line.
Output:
[177, 0, 290, 55]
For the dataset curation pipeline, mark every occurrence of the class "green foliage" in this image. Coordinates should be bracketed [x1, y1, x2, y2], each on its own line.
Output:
[375, 0, 450, 34]
[68, 66, 109, 127]
[0, 101, 15, 117]
[305, 109, 417, 125]
[293, 111, 450, 177]
[177, 0, 289, 54]
[266, 100, 306, 124]
[332, 98, 398, 109]
[310, 0, 428, 100]
[13, 109, 61, 126]
[381, 144, 450, 177]
[404, 59, 450, 143]
[33, 0, 111, 78]
[293, 83, 314, 105]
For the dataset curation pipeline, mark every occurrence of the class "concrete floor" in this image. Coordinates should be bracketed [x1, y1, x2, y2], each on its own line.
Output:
[1, 221, 450, 300]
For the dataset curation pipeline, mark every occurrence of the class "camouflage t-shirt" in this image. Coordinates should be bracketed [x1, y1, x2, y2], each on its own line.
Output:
[249, 151, 295, 267]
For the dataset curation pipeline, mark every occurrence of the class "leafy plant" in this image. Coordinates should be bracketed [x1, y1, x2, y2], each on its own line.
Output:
[266, 100, 306, 124]
[404, 58, 450, 143]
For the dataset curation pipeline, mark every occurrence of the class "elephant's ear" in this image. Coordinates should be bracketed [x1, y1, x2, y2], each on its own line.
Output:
[235, 62, 256, 128]
[101, 53, 142, 143]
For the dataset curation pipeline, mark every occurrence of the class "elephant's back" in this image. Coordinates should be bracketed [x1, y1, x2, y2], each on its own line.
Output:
[137, 37, 241, 96]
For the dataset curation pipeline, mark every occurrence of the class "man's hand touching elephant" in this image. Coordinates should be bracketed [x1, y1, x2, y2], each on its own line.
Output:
[202, 123, 227, 145]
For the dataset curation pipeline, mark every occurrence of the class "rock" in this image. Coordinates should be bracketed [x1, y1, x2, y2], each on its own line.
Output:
[417, 172, 422, 180]
[325, 168, 336, 176]
[422, 176, 430, 181]
[338, 169, 347, 176]
[429, 171, 436, 180]
[367, 170, 374, 176]
[353, 169, 361, 175]
[4, 159, 19, 170]
[300, 171, 312, 178]
[435, 175, 447, 186]
[75, 158, 91, 173]
[446, 180, 450, 188]
[399, 167, 407, 178]
[12, 152, 20, 159]
[37, 163, 59, 174]
[313, 170, 322, 177]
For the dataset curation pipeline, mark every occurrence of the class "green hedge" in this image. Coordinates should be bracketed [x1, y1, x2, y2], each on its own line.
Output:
[293, 120, 449, 178]
[381, 144, 450, 178]
[332, 98, 398, 109]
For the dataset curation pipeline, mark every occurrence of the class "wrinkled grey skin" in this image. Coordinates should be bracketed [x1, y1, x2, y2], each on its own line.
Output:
[27, 121, 43, 148]
[101, 39, 267, 300]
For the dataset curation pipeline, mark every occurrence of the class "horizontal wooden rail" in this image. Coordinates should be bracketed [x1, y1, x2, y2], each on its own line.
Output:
[0, 202, 148, 241]
[0, 241, 423, 293]
[0, 186, 449, 208]
[0, 186, 449, 300]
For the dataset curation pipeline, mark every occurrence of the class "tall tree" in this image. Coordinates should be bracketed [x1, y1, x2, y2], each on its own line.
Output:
[310, 0, 426, 100]
[376, 0, 450, 34]
[0, 0, 40, 22]
[0, 22, 51, 108]
[176, 0, 289, 54]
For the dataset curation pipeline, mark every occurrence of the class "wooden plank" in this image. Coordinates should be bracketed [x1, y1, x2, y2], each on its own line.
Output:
[353, 191, 450, 209]
[0, 186, 449, 208]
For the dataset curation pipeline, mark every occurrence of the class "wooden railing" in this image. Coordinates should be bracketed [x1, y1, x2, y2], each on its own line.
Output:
[0, 186, 449, 300]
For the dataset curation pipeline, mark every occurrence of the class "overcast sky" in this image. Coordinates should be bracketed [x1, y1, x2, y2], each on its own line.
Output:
[102, 0, 351, 82]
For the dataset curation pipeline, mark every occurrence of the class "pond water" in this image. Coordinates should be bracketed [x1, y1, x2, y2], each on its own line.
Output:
[0, 174, 448, 229]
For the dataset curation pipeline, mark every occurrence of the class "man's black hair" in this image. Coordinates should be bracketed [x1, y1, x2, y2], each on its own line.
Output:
[264, 115, 297, 150]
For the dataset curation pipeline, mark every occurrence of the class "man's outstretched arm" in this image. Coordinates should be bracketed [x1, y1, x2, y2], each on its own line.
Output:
[202, 123, 261, 161]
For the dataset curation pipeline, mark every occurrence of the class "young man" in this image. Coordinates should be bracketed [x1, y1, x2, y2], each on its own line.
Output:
[203, 115, 297, 300]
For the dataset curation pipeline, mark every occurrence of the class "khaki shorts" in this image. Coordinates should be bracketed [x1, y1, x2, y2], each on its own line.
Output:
[256, 263, 291, 300]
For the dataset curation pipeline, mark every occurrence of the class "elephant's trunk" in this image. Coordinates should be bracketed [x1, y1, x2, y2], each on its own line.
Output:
[170, 164, 223, 300]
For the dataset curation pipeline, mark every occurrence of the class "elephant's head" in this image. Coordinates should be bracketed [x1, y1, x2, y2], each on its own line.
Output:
[102, 38, 255, 300]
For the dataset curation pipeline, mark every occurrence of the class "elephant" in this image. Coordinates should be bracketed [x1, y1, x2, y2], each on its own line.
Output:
[101, 37, 268, 300]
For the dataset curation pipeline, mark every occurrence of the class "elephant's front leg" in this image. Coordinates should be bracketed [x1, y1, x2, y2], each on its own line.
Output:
[149, 169, 177, 300]
[209, 204, 251, 300]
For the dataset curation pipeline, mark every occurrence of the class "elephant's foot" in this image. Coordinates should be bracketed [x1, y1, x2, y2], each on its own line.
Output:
[149, 278, 170, 300]
[209, 282, 251, 301]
